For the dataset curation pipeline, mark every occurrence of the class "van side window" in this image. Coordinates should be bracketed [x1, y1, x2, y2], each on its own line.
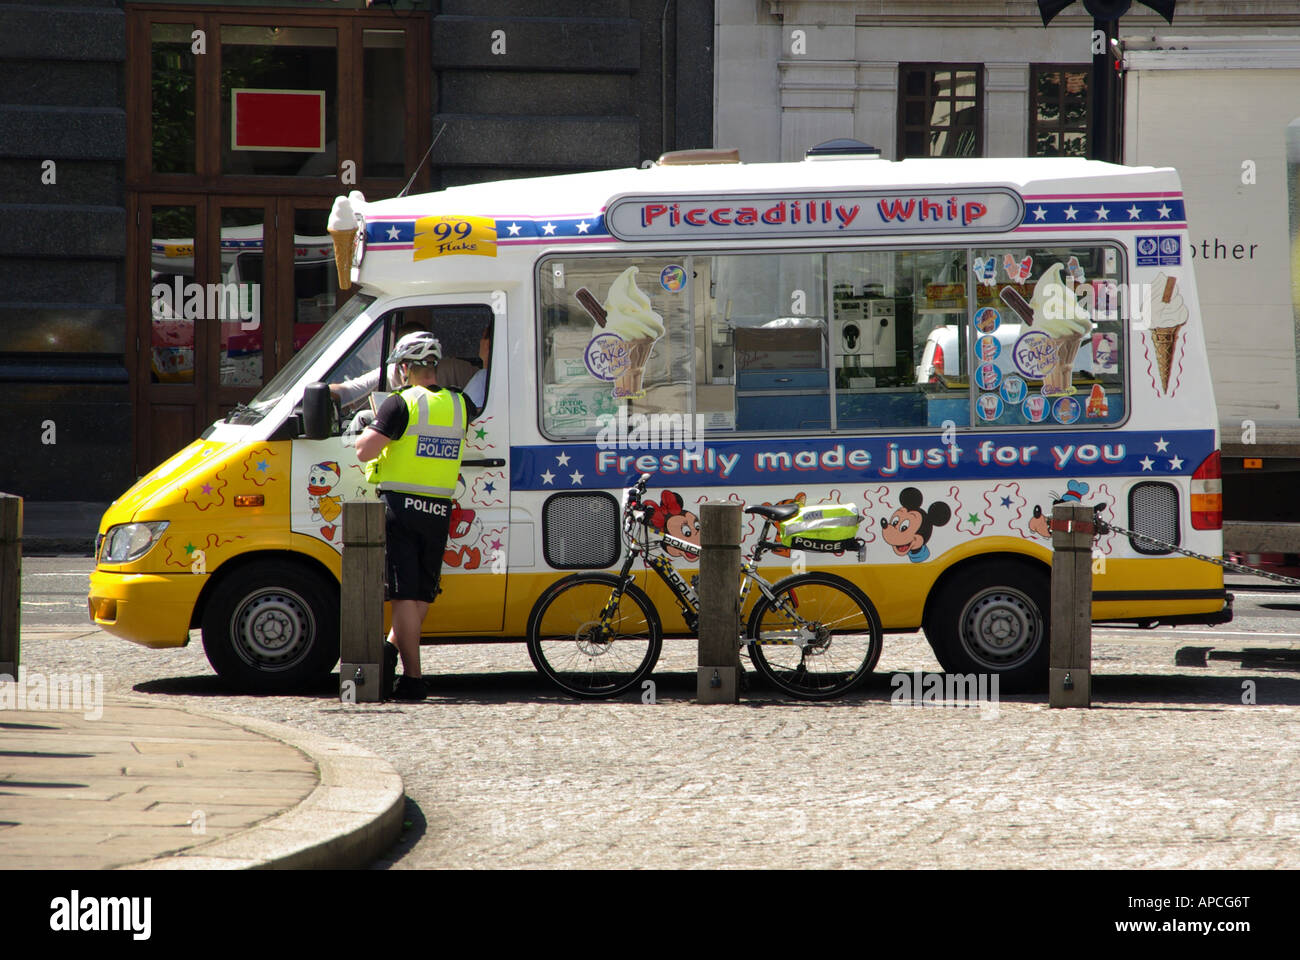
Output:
[828, 249, 971, 430]
[538, 257, 694, 438]
[968, 245, 1125, 426]
[711, 253, 827, 432]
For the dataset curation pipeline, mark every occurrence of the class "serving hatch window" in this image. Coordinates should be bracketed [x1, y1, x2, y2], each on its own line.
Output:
[536, 244, 1128, 438]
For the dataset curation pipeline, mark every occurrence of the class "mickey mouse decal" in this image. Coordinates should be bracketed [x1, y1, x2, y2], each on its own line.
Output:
[881, 486, 951, 563]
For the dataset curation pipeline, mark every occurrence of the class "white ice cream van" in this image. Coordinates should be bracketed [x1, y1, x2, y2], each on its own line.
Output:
[90, 148, 1227, 693]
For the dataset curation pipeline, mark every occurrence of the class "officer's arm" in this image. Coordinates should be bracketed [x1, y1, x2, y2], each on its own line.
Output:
[354, 426, 390, 462]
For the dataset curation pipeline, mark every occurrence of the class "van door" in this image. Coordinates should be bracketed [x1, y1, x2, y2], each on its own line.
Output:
[419, 296, 509, 634]
[291, 294, 508, 634]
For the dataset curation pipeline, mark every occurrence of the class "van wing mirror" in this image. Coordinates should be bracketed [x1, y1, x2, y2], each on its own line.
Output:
[302, 382, 335, 440]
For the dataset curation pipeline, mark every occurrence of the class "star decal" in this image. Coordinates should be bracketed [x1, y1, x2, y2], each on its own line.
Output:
[474, 426, 487, 440]
[1156, 203, 1172, 218]
[555, 451, 570, 466]
[1139, 456, 1155, 471]
[507, 223, 522, 236]
[967, 512, 980, 525]
[1154, 437, 1170, 452]
[484, 481, 496, 494]
[1168, 455, 1185, 470]
[576, 221, 590, 234]
[1032, 206, 1047, 221]
[542, 222, 557, 236]
[386, 225, 401, 240]
[490, 538, 503, 551]
[1063, 205, 1078, 221]
[201, 482, 213, 495]
[184, 542, 196, 555]
[1001, 496, 1012, 508]
[569, 470, 584, 485]
[1095, 205, 1110, 220]
[540, 469, 555, 485]
[1127, 204, 1143, 220]
[256, 459, 269, 472]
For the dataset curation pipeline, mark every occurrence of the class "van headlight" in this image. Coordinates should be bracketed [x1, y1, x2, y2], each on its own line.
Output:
[100, 521, 170, 563]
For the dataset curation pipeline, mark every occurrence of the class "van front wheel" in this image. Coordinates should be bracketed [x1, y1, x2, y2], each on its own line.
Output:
[201, 560, 339, 692]
[925, 561, 1049, 693]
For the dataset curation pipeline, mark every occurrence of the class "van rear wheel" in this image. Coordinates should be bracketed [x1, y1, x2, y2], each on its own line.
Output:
[925, 561, 1049, 693]
[201, 560, 339, 693]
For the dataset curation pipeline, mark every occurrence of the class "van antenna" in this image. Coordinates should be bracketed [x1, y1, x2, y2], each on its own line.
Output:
[397, 123, 447, 198]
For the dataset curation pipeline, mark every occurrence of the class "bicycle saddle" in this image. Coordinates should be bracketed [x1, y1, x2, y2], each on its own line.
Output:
[745, 502, 800, 522]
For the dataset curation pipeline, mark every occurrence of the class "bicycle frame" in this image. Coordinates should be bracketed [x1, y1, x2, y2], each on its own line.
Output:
[606, 475, 816, 646]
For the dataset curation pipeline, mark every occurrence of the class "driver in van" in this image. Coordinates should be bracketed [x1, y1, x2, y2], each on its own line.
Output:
[353, 331, 483, 701]
[332, 323, 490, 416]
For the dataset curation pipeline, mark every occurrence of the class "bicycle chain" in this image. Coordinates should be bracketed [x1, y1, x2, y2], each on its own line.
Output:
[1095, 518, 1300, 587]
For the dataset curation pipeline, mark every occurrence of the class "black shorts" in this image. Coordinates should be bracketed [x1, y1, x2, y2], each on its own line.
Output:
[381, 491, 452, 602]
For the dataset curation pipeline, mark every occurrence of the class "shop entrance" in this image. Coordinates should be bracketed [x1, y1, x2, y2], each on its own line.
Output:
[132, 195, 349, 472]
[126, 7, 429, 474]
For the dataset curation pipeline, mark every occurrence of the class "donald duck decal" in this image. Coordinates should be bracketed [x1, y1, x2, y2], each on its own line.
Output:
[307, 461, 343, 541]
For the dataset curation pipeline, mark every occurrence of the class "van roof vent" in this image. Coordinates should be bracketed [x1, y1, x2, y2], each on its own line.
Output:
[805, 138, 882, 161]
[656, 148, 741, 165]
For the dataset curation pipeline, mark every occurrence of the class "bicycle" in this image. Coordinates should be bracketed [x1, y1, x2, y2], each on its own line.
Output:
[525, 473, 883, 700]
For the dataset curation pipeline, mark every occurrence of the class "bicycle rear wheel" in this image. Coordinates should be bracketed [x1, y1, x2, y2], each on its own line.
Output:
[746, 572, 882, 700]
[526, 573, 662, 699]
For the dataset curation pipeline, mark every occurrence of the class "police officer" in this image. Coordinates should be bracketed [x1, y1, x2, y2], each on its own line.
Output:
[354, 331, 479, 700]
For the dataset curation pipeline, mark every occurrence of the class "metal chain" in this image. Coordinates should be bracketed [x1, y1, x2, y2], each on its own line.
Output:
[1094, 518, 1300, 586]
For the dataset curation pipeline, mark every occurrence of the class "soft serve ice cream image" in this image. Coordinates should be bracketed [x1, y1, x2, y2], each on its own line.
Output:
[576, 266, 666, 398]
[327, 192, 364, 290]
[1149, 272, 1189, 393]
[1030, 262, 1093, 396]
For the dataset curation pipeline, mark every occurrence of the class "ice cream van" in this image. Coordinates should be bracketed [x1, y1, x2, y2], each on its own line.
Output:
[89, 147, 1228, 692]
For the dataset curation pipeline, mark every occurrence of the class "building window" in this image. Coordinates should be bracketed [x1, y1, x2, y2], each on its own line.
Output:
[1030, 66, 1089, 157]
[898, 65, 982, 159]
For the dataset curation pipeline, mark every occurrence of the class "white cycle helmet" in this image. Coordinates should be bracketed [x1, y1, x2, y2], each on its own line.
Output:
[387, 331, 442, 366]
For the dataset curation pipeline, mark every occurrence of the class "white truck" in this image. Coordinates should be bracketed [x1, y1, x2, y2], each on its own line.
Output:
[1123, 34, 1300, 555]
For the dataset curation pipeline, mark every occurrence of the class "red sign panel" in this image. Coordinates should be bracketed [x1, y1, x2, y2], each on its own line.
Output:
[231, 89, 325, 152]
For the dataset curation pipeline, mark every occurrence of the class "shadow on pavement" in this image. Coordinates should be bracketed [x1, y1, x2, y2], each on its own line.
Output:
[369, 796, 427, 869]
[130, 666, 1300, 708]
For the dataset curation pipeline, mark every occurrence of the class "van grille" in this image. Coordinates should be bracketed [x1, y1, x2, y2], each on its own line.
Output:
[543, 493, 620, 569]
[1128, 482, 1180, 555]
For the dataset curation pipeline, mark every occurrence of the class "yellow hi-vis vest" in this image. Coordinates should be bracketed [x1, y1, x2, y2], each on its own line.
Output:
[364, 385, 467, 498]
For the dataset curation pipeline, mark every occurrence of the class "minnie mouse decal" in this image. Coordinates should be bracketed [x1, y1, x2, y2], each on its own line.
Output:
[643, 490, 700, 559]
[881, 486, 951, 563]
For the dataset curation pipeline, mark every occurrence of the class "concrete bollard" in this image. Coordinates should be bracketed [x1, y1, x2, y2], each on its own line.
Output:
[0, 493, 20, 678]
[1049, 502, 1094, 708]
[697, 501, 741, 704]
[340, 500, 386, 703]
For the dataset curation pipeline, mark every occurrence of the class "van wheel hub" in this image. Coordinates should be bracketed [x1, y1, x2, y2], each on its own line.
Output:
[232, 588, 314, 668]
[959, 587, 1041, 669]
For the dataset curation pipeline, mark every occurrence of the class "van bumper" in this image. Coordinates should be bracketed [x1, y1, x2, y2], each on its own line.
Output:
[88, 569, 206, 649]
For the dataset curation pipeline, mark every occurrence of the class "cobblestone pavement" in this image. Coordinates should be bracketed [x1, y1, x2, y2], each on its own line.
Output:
[19, 623, 1300, 869]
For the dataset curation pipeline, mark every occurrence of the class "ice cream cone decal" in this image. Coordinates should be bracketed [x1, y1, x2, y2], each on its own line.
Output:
[1029, 263, 1092, 397]
[1148, 272, 1189, 395]
[589, 266, 665, 400]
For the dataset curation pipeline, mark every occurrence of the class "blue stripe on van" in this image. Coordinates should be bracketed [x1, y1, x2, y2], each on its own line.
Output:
[510, 429, 1216, 490]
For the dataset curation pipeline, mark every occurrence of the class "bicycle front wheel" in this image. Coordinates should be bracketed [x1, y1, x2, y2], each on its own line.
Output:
[526, 573, 663, 699]
[746, 572, 882, 700]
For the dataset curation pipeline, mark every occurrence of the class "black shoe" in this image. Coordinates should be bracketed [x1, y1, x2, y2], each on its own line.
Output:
[393, 675, 428, 701]
[382, 642, 399, 699]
